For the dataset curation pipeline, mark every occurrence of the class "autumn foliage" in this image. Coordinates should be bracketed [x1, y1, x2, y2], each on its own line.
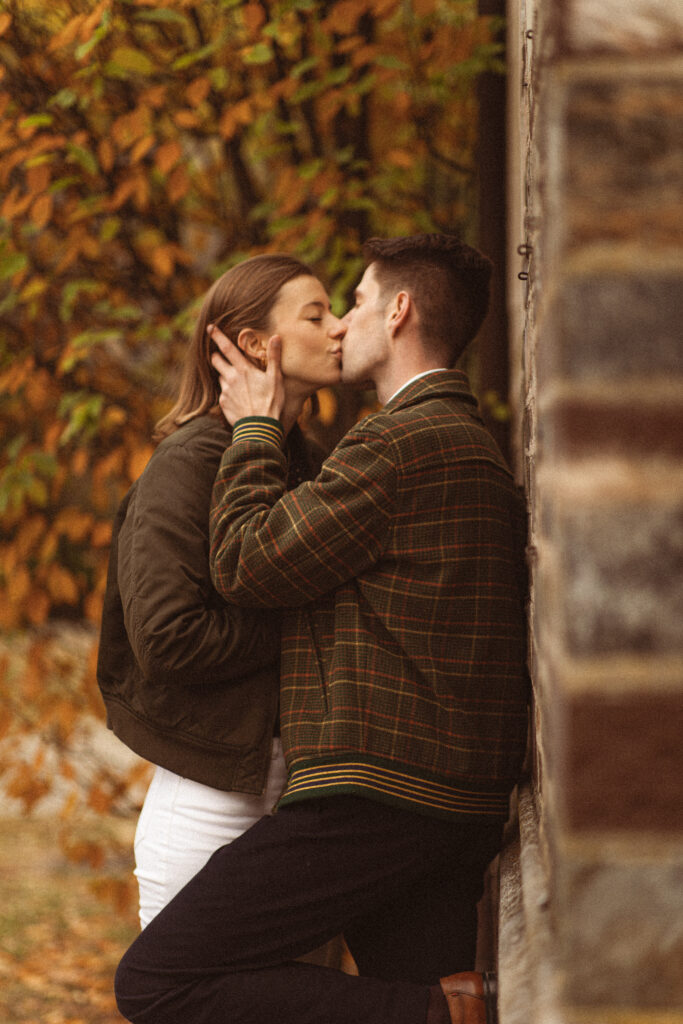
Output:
[0, 0, 501, 856]
[0, 0, 500, 627]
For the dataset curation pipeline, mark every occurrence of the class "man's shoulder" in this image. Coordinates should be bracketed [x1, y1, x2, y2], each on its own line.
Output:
[348, 372, 512, 473]
[376, 371, 482, 435]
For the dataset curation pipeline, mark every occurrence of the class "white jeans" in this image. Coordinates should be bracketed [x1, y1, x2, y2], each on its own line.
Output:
[134, 739, 288, 929]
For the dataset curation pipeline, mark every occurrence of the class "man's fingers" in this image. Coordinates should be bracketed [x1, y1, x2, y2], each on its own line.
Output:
[207, 324, 245, 364]
[265, 334, 282, 374]
[210, 350, 232, 378]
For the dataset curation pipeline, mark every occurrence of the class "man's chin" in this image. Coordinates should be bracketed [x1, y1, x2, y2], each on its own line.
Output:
[341, 369, 374, 390]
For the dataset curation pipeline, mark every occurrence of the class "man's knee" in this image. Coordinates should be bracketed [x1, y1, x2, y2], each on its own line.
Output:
[114, 945, 155, 1022]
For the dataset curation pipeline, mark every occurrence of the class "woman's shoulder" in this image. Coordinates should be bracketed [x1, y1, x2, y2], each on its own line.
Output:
[134, 414, 230, 498]
[156, 412, 231, 457]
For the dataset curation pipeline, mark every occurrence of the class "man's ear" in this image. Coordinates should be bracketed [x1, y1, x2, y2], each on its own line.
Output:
[236, 328, 267, 362]
[387, 291, 412, 336]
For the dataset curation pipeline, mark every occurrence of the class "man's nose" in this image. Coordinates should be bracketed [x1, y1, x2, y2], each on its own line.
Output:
[330, 316, 347, 338]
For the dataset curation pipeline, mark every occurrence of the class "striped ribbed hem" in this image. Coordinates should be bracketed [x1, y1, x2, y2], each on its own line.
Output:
[232, 417, 284, 448]
[277, 756, 511, 822]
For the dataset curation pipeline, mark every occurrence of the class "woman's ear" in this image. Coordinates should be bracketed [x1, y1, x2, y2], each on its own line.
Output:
[236, 328, 268, 368]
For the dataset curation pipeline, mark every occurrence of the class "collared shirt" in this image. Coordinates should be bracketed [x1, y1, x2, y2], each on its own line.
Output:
[385, 367, 448, 406]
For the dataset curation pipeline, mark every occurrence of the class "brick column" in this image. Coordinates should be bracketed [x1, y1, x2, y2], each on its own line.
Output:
[502, 1, 683, 1021]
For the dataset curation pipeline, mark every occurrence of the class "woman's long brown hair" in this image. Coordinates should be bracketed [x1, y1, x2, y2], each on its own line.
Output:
[154, 254, 314, 440]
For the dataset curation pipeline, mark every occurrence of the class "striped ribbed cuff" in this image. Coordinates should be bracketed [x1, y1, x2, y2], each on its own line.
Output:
[278, 757, 511, 821]
[232, 417, 284, 448]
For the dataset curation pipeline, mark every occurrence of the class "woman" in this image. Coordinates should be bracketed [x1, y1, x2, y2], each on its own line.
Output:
[97, 254, 343, 927]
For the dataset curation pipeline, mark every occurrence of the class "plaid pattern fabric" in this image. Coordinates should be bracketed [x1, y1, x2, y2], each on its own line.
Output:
[210, 371, 529, 821]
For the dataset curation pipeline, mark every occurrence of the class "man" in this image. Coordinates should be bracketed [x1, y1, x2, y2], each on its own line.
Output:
[115, 235, 529, 1024]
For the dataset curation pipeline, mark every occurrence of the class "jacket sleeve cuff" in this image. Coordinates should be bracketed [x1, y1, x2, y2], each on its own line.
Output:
[231, 417, 285, 448]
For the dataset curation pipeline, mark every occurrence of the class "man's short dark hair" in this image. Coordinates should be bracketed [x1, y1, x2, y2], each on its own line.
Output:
[362, 234, 493, 364]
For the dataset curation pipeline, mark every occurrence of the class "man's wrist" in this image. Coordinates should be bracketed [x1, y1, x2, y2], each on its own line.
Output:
[231, 417, 285, 448]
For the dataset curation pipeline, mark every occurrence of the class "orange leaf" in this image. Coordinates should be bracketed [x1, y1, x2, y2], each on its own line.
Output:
[0, 13, 12, 36]
[387, 148, 416, 169]
[55, 508, 94, 542]
[71, 448, 89, 476]
[26, 163, 51, 193]
[155, 139, 182, 175]
[109, 176, 138, 211]
[111, 107, 150, 149]
[88, 784, 114, 815]
[84, 590, 104, 625]
[39, 530, 58, 563]
[7, 565, 31, 605]
[167, 164, 191, 202]
[98, 137, 115, 171]
[127, 444, 154, 481]
[26, 588, 50, 626]
[80, 0, 109, 40]
[30, 192, 53, 228]
[173, 109, 201, 129]
[2, 186, 32, 220]
[6, 769, 51, 811]
[24, 365, 52, 409]
[149, 245, 175, 277]
[15, 516, 48, 557]
[186, 76, 211, 106]
[131, 134, 155, 163]
[243, 2, 266, 36]
[46, 564, 80, 604]
[219, 98, 252, 139]
[322, 0, 369, 35]
[48, 14, 86, 52]
[142, 84, 168, 109]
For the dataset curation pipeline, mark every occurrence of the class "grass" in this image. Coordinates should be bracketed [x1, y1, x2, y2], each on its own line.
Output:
[0, 815, 139, 1024]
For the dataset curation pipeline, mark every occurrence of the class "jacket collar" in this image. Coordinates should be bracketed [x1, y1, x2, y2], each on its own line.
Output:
[383, 368, 479, 414]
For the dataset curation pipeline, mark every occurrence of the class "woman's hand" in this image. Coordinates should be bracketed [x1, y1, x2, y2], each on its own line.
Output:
[209, 326, 287, 427]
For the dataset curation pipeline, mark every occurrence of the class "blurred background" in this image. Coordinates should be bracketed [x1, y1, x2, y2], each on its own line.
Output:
[0, 0, 503, 1018]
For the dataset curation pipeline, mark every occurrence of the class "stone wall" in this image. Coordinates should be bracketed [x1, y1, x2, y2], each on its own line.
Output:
[502, 1, 683, 1021]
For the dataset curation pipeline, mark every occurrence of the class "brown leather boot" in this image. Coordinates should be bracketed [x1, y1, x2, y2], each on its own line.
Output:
[439, 971, 497, 1024]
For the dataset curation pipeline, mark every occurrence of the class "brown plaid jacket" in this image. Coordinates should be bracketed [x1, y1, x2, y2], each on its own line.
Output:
[210, 370, 529, 822]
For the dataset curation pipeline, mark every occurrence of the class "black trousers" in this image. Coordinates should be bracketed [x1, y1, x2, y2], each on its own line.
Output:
[116, 796, 501, 1024]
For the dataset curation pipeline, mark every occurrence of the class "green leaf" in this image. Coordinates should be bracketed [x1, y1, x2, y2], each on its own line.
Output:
[5, 433, 27, 461]
[19, 113, 53, 129]
[324, 66, 351, 87]
[172, 42, 216, 70]
[354, 72, 377, 96]
[242, 42, 273, 65]
[291, 55, 319, 78]
[292, 79, 323, 102]
[134, 8, 190, 25]
[99, 217, 121, 243]
[49, 176, 80, 194]
[0, 292, 18, 316]
[60, 280, 102, 323]
[0, 251, 28, 281]
[209, 67, 229, 90]
[106, 46, 156, 77]
[58, 393, 105, 445]
[48, 87, 78, 109]
[65, 142, 98, 176]
[374, 54, 408, 70]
